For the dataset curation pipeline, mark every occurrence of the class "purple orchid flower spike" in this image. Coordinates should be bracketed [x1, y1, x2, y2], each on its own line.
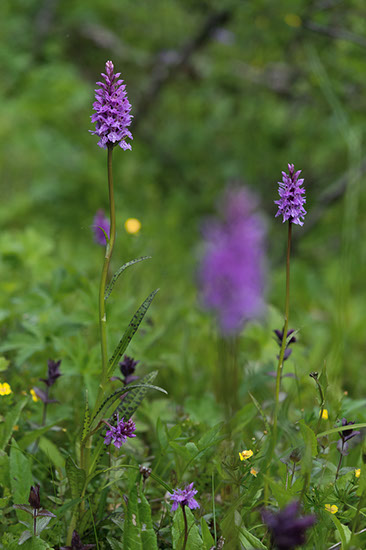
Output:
[199, 187, 266, 335]
[90, 60, 133, 151]
[275, 164, 306, 226]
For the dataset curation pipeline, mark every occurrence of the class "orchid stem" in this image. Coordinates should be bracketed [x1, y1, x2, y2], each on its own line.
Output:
[273, 221, 292, 441]
[95, 146, 116, 410]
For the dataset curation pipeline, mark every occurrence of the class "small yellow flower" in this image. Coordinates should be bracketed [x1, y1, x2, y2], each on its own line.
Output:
[0, 382, 12, 396]
[13, 425, 19, 431]
[30, 389, 39, 402]
[355, 469, 361, 478]
[124, 218, 141, 235]
[250, 467, 258, 477]
[321, 409, 328, 420]
[325, 504, 338, 514]
[239, 449, 253, 461]
[284, 14, 302, 28]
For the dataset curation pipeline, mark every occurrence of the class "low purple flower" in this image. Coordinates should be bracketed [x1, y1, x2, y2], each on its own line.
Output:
[198, 187, 266, 335]
[61, 531, 95, 550]
[28, 484, 41, 509]
[169, 482, 200, 513]
[262, 501, 316, 550]
[337, 418, 361, 456]
[90, 60, 133, 150]
[103, 414, 136, 449]
[119, 355, 139, 382]
[92, 209, 110, 246]
[274, 329, 297, 361]
[40, 359, 62, 388]
[275, 164, 306, 226]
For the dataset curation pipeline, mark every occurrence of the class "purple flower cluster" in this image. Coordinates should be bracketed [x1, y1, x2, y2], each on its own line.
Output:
[92, 209, 110, 246]
[90, 60, 133, 150]
[169, 482, 200, 512]
[199, 187, 266, 335]
[40, 359, 62, 387]
[103, 414, 136, 449]
[275, 164, 306, 226]
[262, 501, 316, 550]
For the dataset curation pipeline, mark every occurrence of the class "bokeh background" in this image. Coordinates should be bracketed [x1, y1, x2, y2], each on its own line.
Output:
[1, 0, 366, 414]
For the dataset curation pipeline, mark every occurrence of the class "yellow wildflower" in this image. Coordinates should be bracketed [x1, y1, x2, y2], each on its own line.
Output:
[30, 389, 39, 402]
[325, 504, 338, 514]
[124, 218, 141, 235]
[239, 449, 253, 461]
[321, 409, 328, 420]
[355, 469, 361, 479]
[0, 382, 12, 396]
[13, 425, 19, 431]
[284, 14, 302, 28]
[250, 467, 258, 477]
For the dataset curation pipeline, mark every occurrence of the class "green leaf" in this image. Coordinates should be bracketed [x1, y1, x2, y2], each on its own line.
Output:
[317, 423, 366, 438]
[328, 513, 349, 549]
[299, 419, 318, 475]
[81, 390, 90, 443]
[138, 480, 158, 549]
[90, 372, 166, 428]
[17, 420, 62, 450]
[117, 371, 162, 421]
[107, 289, 159, 377]
[10, 439, 33, 521]
[39, 436, 65, 471]
[123, 473, 143, 550]
[104, 256, 151, 301]
[65, 456, 86, 500]
[0, 356, 10, 372]
[172, 507, 203, 550]
[201, 518, 214, 549]
[263, 475, 292, 508]
[107, 537, 122, 550]
[0, 398, 27, 450]
[239, 526, 268, 549]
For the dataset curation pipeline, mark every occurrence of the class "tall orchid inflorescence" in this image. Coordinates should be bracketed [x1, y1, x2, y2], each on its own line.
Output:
[272, 164, 306, 442]
[90, 60, 133, 151]
[275, 164, 306, 226]
[199, 187, 266, 336]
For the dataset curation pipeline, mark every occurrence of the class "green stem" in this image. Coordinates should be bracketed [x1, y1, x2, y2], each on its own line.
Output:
[73, 147, 116, 545]
[264, 223, 292, 504]
[96, 146, 116, 408]
[273, 222, 292, 440]
[182, 505, 188, 550]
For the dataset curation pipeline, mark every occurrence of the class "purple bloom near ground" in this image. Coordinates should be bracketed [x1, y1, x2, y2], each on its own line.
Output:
[169, 482, 200, 512]
[90, 60, 133, 150]
[103, 414, 136, 449]
[92, 209, 110, 246]
[275, 163, 306, 226]
[40, 359, 62, 387]
[199, 187, 266, 335]
[262, 501, 316, 550]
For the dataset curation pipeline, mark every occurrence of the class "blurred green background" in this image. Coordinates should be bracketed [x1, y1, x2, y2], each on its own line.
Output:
[1, 0, 366, 408]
